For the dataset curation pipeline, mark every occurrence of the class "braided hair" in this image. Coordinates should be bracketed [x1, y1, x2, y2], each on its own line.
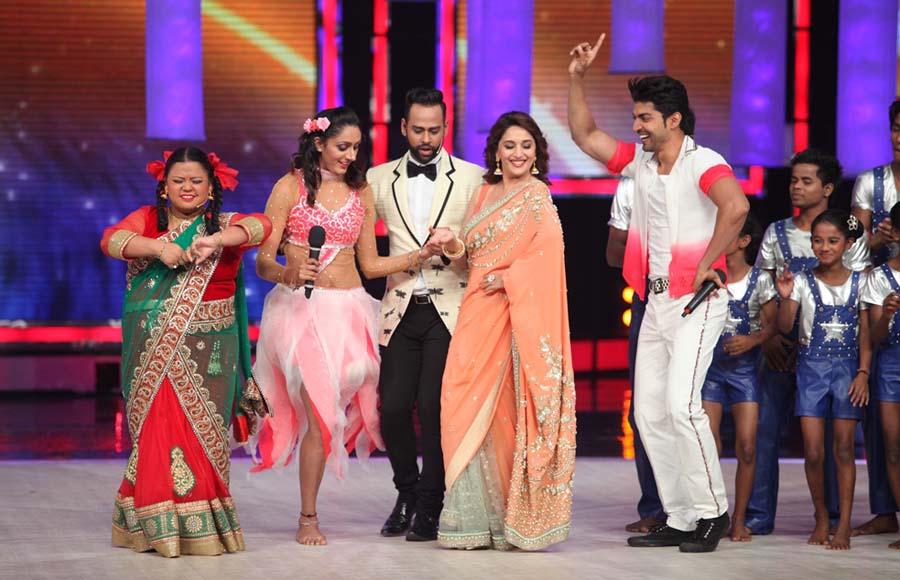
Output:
[155, 146, 224, 234]
[291, 106, 366, 207]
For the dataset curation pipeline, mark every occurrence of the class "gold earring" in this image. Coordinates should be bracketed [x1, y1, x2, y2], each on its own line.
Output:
[531, 161, 540, 175]
[493, 159, 502, 176]
[161, 188, 168, 200]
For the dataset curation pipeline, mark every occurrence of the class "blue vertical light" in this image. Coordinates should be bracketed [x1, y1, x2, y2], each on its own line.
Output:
[729, 0, 786, 166]
[463, 0, 533, 164]
[837, 1, 898, 174]
[145, 0, 205, 140]
[609, 0, 665, 74]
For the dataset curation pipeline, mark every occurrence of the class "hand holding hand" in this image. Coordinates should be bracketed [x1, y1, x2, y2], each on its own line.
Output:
[723, 335, 756, 357]
[568, 33, 606, 77]
[884, 292, 900, 316]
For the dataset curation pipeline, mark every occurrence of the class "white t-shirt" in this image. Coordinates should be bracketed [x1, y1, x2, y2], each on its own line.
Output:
[756, 218, 870, 276]
[608, 177, 634, 231]
[789, 270, 868, 346]
[647, 174, 671, 278]
[724, 269, 777, 334]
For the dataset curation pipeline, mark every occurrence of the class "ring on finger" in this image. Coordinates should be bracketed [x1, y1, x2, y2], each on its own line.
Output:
[485, 273, 496, 284]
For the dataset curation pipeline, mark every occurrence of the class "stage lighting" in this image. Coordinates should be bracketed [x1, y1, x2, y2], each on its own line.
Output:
[621, 286, 634, 304]
[621, 309, 632, 327]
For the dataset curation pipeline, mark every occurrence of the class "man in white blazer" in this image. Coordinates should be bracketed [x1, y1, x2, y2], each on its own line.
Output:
[367, 88, 484, 542]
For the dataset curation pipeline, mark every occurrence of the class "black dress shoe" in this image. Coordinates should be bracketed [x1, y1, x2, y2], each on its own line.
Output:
[627, 523, 694, 547]
[679, 513, 730, 553]
[405, 512, 438, 542]
[380, 499, 413, 537]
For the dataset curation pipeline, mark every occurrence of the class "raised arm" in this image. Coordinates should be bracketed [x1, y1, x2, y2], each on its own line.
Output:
[356, 185, 437, 279]
[567, 33, 619, 165]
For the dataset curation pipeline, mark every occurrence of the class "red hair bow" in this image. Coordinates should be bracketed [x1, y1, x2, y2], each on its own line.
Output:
[145, 150, 173, 181]
[207, 152, 239, 191]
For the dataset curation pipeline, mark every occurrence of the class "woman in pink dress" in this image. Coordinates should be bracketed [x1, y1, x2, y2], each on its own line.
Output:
[250, 106, 439, 546]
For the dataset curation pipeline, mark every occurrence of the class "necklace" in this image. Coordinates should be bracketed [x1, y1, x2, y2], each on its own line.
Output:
[167, 210, 200, 230]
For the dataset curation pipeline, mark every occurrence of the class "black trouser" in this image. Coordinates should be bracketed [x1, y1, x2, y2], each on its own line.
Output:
[379, 299, 451, 517]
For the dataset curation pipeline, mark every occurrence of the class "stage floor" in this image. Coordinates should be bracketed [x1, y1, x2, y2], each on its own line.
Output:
[1, 457, 897, 580]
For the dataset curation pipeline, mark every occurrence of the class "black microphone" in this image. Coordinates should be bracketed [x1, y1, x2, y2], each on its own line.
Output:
[305, 225, 326, 299]
[681, 269, 726, 317]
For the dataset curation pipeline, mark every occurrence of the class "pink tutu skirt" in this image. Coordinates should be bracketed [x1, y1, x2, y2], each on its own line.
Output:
[248, 285, 384, 478]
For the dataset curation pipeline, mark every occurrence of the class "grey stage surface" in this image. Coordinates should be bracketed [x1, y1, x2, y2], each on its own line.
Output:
[1, 457, 897, 580]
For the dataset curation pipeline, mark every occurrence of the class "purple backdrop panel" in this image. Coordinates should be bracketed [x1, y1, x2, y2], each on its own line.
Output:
[609, 0, 665, 74]
[729, 0, 786, 166]
[145, 0, 205, 140]
[837, 0, 898, 175]
[463, 0, 533, 163]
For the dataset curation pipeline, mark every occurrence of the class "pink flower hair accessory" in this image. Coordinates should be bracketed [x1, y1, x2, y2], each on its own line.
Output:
[303, 116, 331, 133]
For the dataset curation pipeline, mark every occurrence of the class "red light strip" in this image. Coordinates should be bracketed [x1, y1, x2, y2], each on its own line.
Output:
[437, 0, 455, 153]
[371, 0, 389, 166]
[793, 0, 810, 152]
[321, 0, 339, 109]
[548, 166, 765, 197]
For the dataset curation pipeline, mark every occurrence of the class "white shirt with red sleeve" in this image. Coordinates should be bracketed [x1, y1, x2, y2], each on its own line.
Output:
[608, 135, 736, 299]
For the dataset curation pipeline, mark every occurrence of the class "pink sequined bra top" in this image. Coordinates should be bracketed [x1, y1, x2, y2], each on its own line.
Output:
[285, 172, 365, 271]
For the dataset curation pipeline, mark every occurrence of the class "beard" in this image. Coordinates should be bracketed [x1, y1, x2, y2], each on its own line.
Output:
[409, 144, 441, 164]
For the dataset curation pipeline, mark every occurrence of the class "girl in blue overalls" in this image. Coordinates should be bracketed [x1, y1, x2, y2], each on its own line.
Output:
[702, 215, 777, 542]
[776, 208, 870, 551]
[862, 200, 900, 550]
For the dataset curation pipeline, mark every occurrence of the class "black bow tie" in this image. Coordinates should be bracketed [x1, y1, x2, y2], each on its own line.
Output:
[407, 161, 437, 181]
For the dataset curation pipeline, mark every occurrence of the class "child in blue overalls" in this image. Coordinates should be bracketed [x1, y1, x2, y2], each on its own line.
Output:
[776, 208, 871, 550]
[861, 200, 900, 550]
[702, 215, 777, 542]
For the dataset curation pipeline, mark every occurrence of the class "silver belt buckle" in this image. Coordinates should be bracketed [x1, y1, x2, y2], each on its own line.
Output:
[651, 278, 669, 295]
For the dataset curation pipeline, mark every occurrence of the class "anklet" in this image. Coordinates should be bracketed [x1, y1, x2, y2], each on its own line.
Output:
[299, 512, 319, 526]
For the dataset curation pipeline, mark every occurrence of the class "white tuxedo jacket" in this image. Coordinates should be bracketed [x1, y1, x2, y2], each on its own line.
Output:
[367, 149, 484, 346]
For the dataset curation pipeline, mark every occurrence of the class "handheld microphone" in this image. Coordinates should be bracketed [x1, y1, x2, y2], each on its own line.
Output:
[305, 225, 326, 299]
[681, 269, 726, 317]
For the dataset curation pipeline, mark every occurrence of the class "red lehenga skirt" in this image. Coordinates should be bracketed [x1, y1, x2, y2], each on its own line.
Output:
[111, 377, 245, 557]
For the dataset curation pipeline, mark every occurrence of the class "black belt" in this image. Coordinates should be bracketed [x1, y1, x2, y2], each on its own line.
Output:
[650, 278, 669, 295]
[412, 294, 432, 305]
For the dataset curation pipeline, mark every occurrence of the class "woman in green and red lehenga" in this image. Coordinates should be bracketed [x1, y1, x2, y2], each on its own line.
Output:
[100, 146, 271, 557]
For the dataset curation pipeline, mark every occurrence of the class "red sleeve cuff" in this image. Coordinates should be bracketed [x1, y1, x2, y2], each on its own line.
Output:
[699, 164, 734, 195]
[607, 141, 637, 175]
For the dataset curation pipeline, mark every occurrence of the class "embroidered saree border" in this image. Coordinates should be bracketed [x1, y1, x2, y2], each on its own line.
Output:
[112, 494, 244, 557]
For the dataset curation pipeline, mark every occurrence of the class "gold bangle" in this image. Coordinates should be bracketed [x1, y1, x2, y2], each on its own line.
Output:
[215, 231, 224, 248]
[857, 368, 870, 376]
[157, 241, 167, 260]
[442, 239, 466, 259]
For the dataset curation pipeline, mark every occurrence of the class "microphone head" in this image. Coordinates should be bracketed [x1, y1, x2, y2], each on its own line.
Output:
[308, 225, 326, 248]
[714, 269, 727, 284]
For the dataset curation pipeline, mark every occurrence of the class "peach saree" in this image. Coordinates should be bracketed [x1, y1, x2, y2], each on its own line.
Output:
[437, 180, 576, 551]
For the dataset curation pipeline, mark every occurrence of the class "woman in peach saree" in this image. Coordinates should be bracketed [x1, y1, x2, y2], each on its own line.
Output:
[429, 112, 576, 551]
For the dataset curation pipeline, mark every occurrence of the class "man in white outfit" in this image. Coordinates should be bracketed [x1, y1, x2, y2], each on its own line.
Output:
[567, 34, 748, 553]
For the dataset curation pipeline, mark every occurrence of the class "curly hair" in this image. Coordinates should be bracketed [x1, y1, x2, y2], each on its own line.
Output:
[292, 106, 366, 206]
[482, 111, 551, 186]
[155, 146, 223, 234]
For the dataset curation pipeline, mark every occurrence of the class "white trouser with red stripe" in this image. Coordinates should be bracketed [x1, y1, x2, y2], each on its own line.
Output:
[634, 289, 729, 532]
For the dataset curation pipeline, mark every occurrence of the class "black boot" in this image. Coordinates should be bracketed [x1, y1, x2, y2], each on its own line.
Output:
[679, 513, 730, 553]
[627, 522, 694, 547]
[405, 512, 439, 542]
[380, 496, 414, 537]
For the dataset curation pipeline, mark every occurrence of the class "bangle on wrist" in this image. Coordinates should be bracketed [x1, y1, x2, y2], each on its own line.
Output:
[157, 241, 167, 260]
[442, 239, 466, 260]
[857, 368, 869, 376]
[215, 232, 224, 248]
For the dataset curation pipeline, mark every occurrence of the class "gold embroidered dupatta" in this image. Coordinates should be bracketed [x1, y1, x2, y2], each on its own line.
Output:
[121, 214, 241, 486]
[439, 182, 576, 550]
